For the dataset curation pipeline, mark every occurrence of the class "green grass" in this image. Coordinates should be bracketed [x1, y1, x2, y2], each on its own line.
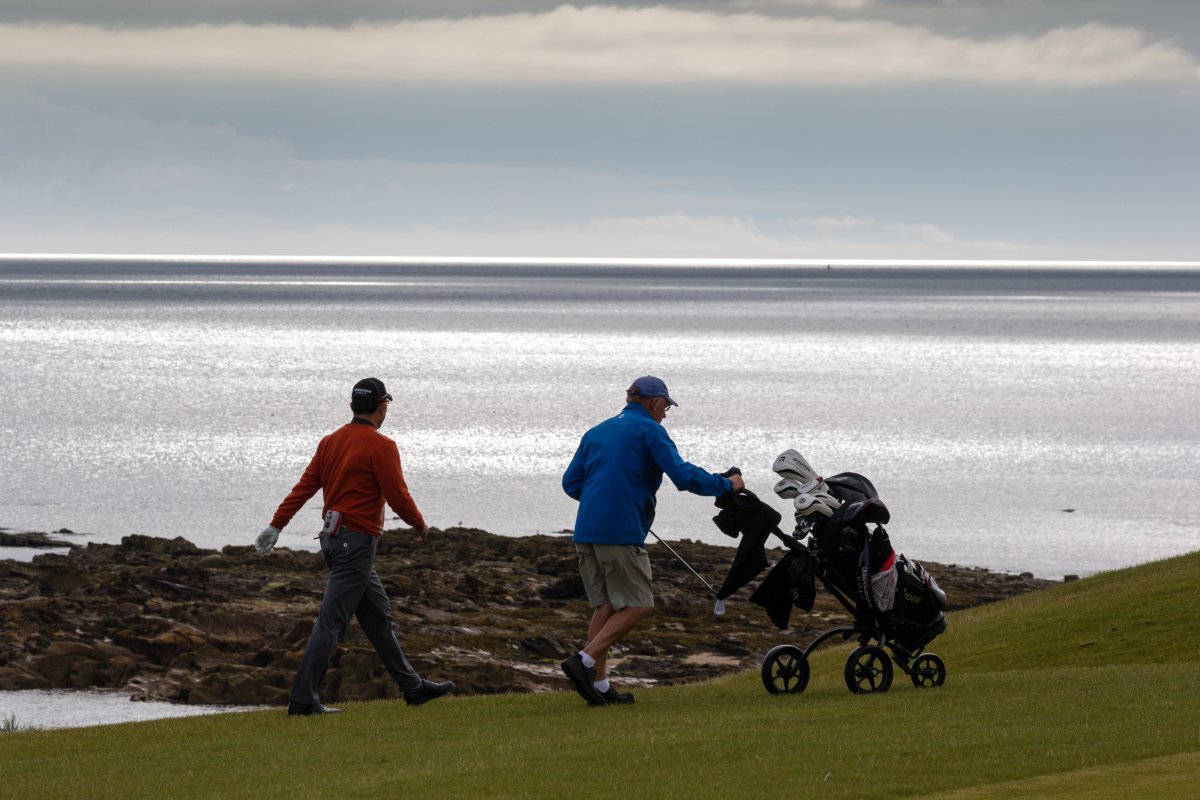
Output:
[0, 713, 38, 733]
[2, 552, 1198, 799]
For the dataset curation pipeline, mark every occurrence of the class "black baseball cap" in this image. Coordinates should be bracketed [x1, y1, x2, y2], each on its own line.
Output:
[352, 377, 393, 403]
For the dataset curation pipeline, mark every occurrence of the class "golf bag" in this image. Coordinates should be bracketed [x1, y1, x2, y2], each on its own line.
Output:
[802, 471, 948, 651]
[714, 453, 949, 694]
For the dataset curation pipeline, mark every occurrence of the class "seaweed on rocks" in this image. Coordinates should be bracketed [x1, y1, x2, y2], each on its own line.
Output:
[0, 527, 1055, 705]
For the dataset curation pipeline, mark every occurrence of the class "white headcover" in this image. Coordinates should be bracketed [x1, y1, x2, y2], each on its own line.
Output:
[773, 478, 801, 499]
[793, 491, 840, 518]
[774, 477, 826, 500]
[772, 449, 821, 484]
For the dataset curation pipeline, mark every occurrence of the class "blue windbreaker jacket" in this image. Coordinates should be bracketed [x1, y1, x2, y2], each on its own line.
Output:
[562, 402, 733, 545]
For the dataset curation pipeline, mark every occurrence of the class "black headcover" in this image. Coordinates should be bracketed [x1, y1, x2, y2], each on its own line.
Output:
[824, 472, 881, 504]
[824, 472, 890, 528]
[712, 489, 782, 600]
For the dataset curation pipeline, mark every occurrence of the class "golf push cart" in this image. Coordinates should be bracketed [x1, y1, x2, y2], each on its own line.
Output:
[711, 451, 948, 696]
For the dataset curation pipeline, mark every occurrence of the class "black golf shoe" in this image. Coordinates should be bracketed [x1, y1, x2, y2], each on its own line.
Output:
[287, 702, 341, 716]
[404, 679, 456, 706]
[560, 654, 605, 706]
[599, 686, 635, 705]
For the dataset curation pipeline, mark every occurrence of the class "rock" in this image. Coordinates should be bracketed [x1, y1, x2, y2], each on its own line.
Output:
[32, 642, 103, 684]
[520, 635, 570, 660]
[713, 634, 750, 656]
[285, 619, 313, 645]
[36, 560, 89, 596]
[185, 665, 289, 706]
[0, 531, 70, 548]
[0, 526, 1056, 707]
[121, 535, 202, 557]
[539, 575, 585, 600]
[0, 663, 54, 690]
[535, 554, 575, 576]
[23, 641, 138, 689]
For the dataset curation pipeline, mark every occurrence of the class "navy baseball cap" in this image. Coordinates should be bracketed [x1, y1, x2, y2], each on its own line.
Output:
[627, 375, 678, 406]
[352, 377, 393, 403]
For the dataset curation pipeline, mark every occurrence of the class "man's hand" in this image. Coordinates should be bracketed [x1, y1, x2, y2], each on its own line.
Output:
[728, 474, 746, 493]
[255, 525, 280, 554]
[413, 523, 430, 545]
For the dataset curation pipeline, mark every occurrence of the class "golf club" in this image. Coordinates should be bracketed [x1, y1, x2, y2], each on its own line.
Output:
[648, 529, 726, 615]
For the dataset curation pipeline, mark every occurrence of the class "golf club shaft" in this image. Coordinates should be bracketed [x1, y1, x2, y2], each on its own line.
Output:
[648, 529, 719, 597]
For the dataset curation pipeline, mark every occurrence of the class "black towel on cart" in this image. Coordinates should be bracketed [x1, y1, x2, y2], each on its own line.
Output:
[750, 549, 817, 629]
[712, 490, 781, 601]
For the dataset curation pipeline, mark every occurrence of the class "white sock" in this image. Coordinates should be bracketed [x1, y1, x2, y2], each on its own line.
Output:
[594, 679, 611, 693]
[578, 650, 596, 668]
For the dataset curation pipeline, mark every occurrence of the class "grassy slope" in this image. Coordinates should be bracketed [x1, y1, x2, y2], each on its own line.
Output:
[1, 552, 1197, 800]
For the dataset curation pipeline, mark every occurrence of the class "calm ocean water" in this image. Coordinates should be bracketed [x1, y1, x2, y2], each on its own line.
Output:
[0, 689, 254, 730]
[2, 258, 1198, 580]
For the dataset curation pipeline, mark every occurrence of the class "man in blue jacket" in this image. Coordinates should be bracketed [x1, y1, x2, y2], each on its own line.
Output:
[560, 375, 745, 706]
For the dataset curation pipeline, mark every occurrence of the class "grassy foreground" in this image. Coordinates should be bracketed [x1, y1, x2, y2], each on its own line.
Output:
[2, 552, 1198, 800]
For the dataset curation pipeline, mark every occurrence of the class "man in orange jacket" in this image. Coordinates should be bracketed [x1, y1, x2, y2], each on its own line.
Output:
[255, 377, 454, 715]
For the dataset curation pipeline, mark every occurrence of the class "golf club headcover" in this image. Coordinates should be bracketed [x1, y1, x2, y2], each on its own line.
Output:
[772, 449, 821, 483]
[793, 491, 839, 518]
[774, 477, 827, 499]
[773, 478, 801, 499]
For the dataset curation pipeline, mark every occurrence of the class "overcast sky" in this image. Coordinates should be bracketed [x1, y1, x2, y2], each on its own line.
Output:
[1, 1, 1197, 260]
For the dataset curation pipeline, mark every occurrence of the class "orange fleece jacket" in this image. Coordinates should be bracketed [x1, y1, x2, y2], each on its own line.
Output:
[270, 419, 425, 536]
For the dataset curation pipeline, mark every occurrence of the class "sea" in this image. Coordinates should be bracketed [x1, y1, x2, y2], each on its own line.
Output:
[1, 257, 1198, 582]
[0, 689, 254, 731]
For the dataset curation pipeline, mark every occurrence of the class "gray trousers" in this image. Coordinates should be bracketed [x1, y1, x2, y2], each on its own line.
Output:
[289, 529, 423, 708]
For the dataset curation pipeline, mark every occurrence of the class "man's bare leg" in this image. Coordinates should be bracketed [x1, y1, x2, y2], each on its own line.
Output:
[583, 605, 653, 679]
[586, 603, 615, 679]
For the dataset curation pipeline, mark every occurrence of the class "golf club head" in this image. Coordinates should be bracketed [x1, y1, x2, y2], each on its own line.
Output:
[794, 515, 819, 538]
[714, 598, 726, 616]
[772, 449, 821, 483]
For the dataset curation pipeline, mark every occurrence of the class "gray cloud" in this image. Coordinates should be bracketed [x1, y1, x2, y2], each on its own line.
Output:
[0, 2, 667, 26]
[4, 1, 1198, 43]
[2, 3, 1197, 260]
[3, 10, 1196, 86]
[0, 88, 1062, 258]
[5, 74, 1198, 259]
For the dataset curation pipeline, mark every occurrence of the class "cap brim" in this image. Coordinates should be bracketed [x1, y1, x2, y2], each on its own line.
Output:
[665, 397, 678, 407]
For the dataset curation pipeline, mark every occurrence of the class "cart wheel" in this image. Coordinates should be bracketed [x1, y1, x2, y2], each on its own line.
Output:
[761, 645, 810, 695]
[844, 645, 893, 694]
[910, 653, 946, 688]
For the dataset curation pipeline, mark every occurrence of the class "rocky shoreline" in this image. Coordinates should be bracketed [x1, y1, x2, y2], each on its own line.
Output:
[0, 527, 1056, 706]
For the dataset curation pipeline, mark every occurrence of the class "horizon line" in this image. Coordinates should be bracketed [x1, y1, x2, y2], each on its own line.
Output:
[2, 253, 1199, 270]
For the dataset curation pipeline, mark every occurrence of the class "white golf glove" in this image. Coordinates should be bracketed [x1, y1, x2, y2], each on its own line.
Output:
[255, 525, 281, 554]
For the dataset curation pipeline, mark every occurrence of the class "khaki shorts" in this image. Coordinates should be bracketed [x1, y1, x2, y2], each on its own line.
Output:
[575, 542, 654, 610]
